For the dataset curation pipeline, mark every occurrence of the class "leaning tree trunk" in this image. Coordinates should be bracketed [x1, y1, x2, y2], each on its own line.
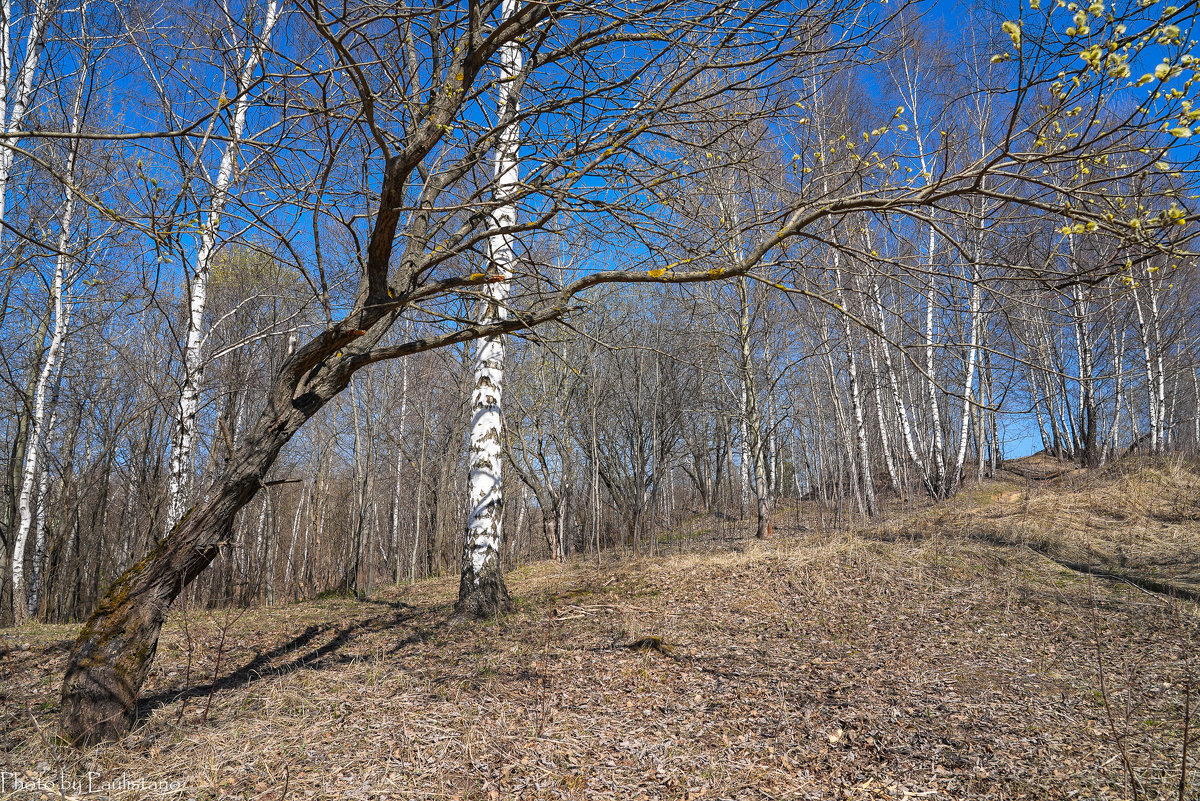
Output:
[58, 346, 358, 744]
[455, 0, 521, 618]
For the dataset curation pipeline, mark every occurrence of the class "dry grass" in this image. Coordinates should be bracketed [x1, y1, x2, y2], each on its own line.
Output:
[2, 457, 1199, 800]
[878, 454, 1200, 597]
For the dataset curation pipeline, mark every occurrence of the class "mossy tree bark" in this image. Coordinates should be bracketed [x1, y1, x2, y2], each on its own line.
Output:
[59, 351, 354, 744]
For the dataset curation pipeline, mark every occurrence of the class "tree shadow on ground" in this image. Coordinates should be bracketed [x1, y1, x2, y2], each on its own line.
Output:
[136, 601, 449, 721]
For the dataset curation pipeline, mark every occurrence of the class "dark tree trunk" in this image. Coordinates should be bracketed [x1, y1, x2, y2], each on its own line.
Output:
[454, 557, 511, 618]
[58, 472, 260, 744]
[59, 329, 361, 745]
[1082, 390, 1100, 468]
[755, 499, 772, 539]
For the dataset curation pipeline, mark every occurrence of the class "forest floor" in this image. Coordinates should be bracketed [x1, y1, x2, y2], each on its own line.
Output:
[2, 455, 1200, 800]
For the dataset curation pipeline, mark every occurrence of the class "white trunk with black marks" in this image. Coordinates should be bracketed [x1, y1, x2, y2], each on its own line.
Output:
[738, 383, 751, 510]
[166, 0, 281, 532]
[924, 265, 946, 494]
[514, 484, 527, 559]
[1149, 277, 1167, 450]
[870, 276, 932, 495]
[11, 273, 70, 622]
[856, 234, 901, 498]
[1030, 364, 1050, 452]
[1105, 327, 1127, 464]
[25, 448, 50, 617]
[391, 354, 408, 584]
[0, 0, 52, 253]
[11, 99, 80, 622]
[283, 485, 304, 589]
[811, 100, 871, 513]
[411, 404, 429, 583]
[763, 336, 778, 496]
[899, 53, 946, 494]
[458, 0, 521, 615]
[1131, 275, 1160, 454]
[951, 271, 981, 492]
[462, 318, 508, 596]
[830, 270, 873, 514]
[866, 332, 901, 495]
[1071, 279, 1099, 463]
[820, 335, 864, 517]
[767, 395, 779, 496]
[736, 277, 771, 537]
[1191, 369, 1200, 448]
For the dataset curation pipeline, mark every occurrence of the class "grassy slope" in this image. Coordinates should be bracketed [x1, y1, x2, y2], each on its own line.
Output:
[879, 454, 1200, 597]
[2, 456, 1199, 800]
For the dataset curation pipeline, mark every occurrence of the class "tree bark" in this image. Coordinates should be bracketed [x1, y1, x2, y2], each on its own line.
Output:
[736, 278, 771, 538]
[456, 0, 521, 617]
[0, 0, 52, 254]
[59, 338, 361, 744]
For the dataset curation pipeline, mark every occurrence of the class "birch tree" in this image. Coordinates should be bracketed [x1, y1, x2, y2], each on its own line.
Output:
[164, 0, 282, 533]
[454, 0, 522, 617]
[0, 0, 53, 255]
[7, 14, 98, 622]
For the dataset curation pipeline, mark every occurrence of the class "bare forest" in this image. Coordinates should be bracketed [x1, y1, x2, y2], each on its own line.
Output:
[2, 0, 1200, 796]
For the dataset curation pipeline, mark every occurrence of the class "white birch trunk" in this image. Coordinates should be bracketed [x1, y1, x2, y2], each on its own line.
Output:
[1071, 279, 1099, 464]
[736, 277, 771, 537]
[11, 209, 74, 623]
[514, 484, 527, 559]
[951, 273, 981, 492]
[1149, 277, 1167, 451]
[1192, 369, 1199, 449]
[25, 408, 53, 618]
[457, 0, 521, 615]
[870, 276, 933, 495]
[1131, 278, 1159, 453]
[820, 332, 864, 517]
[283, 484, 305, 589]
[391, 354, 408, 584]
[738, 383, 751, 510]
[165, 0, 281, 531]
[835, 275, 875, 515]
[925, 267, 946, 493]
[410, 406, 428, 584]
[810, 95, 872, 513]
[10, 70, 83, 621]
[764, 340, 778, 496]
[898, 53, 946, 494]
[866, 331, 901, 495]
[0, 0, 52, 254]
[1106, 327, 1128, 463]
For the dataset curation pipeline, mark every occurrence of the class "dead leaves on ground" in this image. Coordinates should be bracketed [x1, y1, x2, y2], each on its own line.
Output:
[2, 527, 1198, 800]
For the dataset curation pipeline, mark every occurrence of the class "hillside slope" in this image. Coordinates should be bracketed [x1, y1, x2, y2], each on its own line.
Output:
[880, 454, 1200, 600]
[3, 459, 1199, 800]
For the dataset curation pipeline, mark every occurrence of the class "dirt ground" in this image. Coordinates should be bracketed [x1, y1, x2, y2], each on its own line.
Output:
[2, 456, 1199, 800]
